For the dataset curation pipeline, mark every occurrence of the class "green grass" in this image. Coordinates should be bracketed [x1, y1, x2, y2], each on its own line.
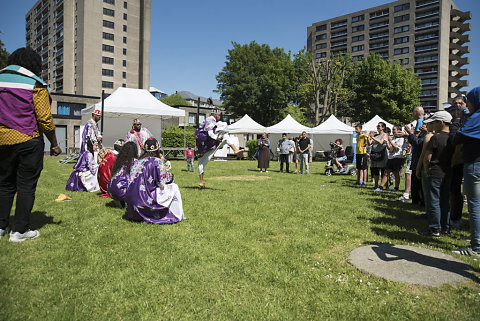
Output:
[1, 158, 480, 320]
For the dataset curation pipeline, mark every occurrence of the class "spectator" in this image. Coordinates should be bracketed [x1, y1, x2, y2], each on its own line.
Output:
[288, 136, 296, 164]
[297, 131, 311, 174]
[333, 139, 347, 172]
[368, 122, 388, 189]
[278, 133, 294, 173]
[418, 111, 454, 237]
[309, 136, 314, 163]
[257, 132, 270, 173]
[293, 136, 300, 173]
[398, 142, 412, 202]
[185, 143, 195, 173]
[452, 87, 480, 256]
[374, 125, 405, 192]
[0, 47, 62, 242]
[355, 125, 368, 185]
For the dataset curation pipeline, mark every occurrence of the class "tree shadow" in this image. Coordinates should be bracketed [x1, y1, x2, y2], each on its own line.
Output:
[367, 243, 480, 283]
[30, 211, 62, 230]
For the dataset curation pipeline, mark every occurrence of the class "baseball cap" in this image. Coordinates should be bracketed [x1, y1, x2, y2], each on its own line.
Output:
[424, 110, 453, 124]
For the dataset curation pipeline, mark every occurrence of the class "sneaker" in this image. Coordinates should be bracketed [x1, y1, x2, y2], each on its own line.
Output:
[391, 188, 399, 193]
[265, 170, 268, 173]
[9, 230, 40, 242]
[397, 195, 410, 202]
[0, 227, 11, 238]
[452, 246, 480, 257]
[373, 188, 382, 192]
[418, 229, 440, 237]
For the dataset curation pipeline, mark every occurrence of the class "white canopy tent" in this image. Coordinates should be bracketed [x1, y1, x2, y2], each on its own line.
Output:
[228, 114, 266, 134]
[265, 114, 313, 134]
[310, 115, 354, 151]
[362, 115, 394, 132]
[81, 87, 185, 147]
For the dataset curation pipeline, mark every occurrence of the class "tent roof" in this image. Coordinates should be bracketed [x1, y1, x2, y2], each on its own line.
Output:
[228, 114, 266, 134]
[362, 115, 394, 132]
[311, 115, 354, 134]
[265, 114, 312, 134]
[82, 87, 185, 117]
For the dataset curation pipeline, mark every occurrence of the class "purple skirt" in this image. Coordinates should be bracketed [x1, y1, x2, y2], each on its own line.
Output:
[65, 172, 87, 192]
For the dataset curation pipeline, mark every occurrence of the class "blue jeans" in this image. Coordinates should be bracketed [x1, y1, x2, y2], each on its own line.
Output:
[299, 153, 309, 174]
[425, 175, 451, 232]
[187, 158, 194, 172]
[463, 162, 480, 252]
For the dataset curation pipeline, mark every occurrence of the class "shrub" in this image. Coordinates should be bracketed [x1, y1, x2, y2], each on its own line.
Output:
[162, 125, 195, 151]
[246, 139, 258, 159]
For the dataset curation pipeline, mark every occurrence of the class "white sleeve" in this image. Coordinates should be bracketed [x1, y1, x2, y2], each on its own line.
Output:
[207, 129, 218, 140]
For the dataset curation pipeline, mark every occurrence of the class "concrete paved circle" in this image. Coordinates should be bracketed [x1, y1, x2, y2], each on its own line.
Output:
[349, 244, 478, 287]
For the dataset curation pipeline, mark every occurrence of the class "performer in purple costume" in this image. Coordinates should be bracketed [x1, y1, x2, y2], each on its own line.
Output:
[195, 111, 244, 188]
[81, 109, 102, 154]
[124, 139, 185, 224]
[108, 142, 138, 204]
[66, 141, 99, 192]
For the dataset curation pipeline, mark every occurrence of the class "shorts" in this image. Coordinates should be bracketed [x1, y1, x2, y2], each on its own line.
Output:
[405, 157, 412, 175]
[356, 154, 368, 170]
[371, 167, 385, 177]
[336, 156, 347, 163]
[386, 158, 405, 172]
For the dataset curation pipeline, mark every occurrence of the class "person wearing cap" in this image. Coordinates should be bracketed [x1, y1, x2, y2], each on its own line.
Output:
[418, 110, 454, 237]
[195, 111, 244, 188]
[0, 47, 62, 242]
[81, 108, 102, 154]
[97, 139, 124, 197]
[452, 87, 480, 257]
[125, 118, 152, 157]
[124, 138, 185, 224]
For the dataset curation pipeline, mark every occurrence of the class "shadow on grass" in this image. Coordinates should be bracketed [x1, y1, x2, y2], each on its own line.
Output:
[30, 211, 62, 229]
[182, 186, 225, 191]
[365, 243, 480, 282]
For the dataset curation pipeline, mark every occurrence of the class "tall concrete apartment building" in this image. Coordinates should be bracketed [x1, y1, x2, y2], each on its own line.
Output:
[307, 0, 471, 111]
[25, 0, 151, 97]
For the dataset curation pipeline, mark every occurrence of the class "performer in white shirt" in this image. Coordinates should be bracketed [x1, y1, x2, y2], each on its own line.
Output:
[125, 118, 153, 156]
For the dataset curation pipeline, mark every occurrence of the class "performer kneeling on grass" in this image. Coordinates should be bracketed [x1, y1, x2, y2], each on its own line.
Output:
[124, 138, 185, 224]
[195, 110, 244, 188]
[97, 139, 125, 197]
[66, 140, 100, 192]
[107, 141, 138, 207]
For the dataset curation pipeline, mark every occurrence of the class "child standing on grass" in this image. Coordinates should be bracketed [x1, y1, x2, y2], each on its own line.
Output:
[186, 143, 195, 172]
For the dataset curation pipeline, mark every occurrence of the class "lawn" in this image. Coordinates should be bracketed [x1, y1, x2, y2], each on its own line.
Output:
[1, 157, 479, 320]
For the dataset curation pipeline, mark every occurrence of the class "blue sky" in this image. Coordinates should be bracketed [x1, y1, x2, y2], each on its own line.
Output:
[1, 0, 478, 99]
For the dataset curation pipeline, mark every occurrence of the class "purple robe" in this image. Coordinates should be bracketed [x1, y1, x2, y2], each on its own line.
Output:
[125, 157, 183, 224]
[107, 160, 136, 201]
[66, 151, 98, 192]
[195, 116, 219, 157]
[81, 119, 101, 154]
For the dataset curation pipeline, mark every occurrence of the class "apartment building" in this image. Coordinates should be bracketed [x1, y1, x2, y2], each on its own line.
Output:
[307, 0, 471, 111]
[25, 0, 151, 97]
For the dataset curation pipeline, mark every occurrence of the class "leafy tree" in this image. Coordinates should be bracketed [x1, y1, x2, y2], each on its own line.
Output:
[216, 41, 297, 126]
[346, 53, 421, 124]
[161, 125, 195, 149]
[278, 103, 312, 127]
[161, 94, 189, 106]
[0, 39, 9, 70]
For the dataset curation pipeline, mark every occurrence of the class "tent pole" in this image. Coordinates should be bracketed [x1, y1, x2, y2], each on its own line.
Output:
[183, 114, 186, 150]
[159, 117, 163, 148]
[101, 90, 105, 134]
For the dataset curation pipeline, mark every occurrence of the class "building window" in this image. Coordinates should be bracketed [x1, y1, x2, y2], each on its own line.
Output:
[103, 0, 115, 4]
[315, 24, 326, 31]
[379, 52, 389, 59]
[123, 36, 127, 44]
[421, 78, 437, 86]
[103, 8, 114, 17]
[188, 113, 196, 124]
[370, 41, 389, 49]
[316, 43, 327, 50]
[315, 34, 327, 41]
[331, 20, 347, 29]
[122, 60, 126, 67]
[122, 71, 126, 78]
[56, 102, 85, 119]
[122, 83, 126, 87]
[102, 32, 114, 41]
[415, 55, 438, 64]
[415, 66, 438, 74]
[352, 45, 364, 52]
[352, 25, 364, 33]
[102, 56, 114, 64]
[102, 69, 114, 76]
[370, 21, 389, 29]
[331, 30, 347, 38]
[420, 89, 437, 97]
[394, 25, 409, 33]
[102, 81, 114, 89]
[415, 32, 438, 42]
[123, 48, 127, 55]
[353, 55, 363, 61]
[394, 14, 409, 23]
[103, 20, 114, 29]
[124, 1, 127, 9]
[415, 43, 438, 53]
[316, 52, 327, 59]
[352, 35, 364, 42]
[370, 9, 389, 19]
[394, 3, 410, 12]
[331, 40, 347, 48]
[394, 47, 409, 55]
[123, 13, 127, 20]
[370, 31, 389, 39]
[352, 14, 364, 23]
[123, 25, 127, 32]
[394, 36, 409, 44]
[102, 44, 114, 53]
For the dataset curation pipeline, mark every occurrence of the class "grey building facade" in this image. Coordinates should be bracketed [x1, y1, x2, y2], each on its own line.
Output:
[307, 0, 471, 111]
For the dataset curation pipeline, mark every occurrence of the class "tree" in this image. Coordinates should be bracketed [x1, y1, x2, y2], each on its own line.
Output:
[216, 41, 297, 126]
[160, 94, 189, 107]
[0, 39, 9, 70]
[346, 53, 421, 124]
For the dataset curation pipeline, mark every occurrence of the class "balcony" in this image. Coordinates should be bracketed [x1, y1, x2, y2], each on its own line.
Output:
[415, 35, 439, 43]
[56, 0, 63, 7]
[56, 48, 63, 56]
[416, 10, 439, 20]
[55, 10, 64, 19]
[416, 0, 439, 10]
[331, 32, 347, 39]
[56, 22, 64, 31]
[370, 13, 389, 21]
[415, 21, 439, 31]
[369, 22, 389, 30]
[56, 35, 63, 44]
[331, 22, 348, 30]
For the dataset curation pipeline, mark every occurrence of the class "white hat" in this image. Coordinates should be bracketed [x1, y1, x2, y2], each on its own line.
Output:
[424, 110, 453, 124]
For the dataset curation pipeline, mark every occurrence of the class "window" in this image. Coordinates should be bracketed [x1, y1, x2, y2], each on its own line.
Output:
[352, 24, 364, 33]
[420, 89, 437, 97]
[123, 13, 127, 20]
[394, 25, 409, 33]
[103, 0, 114, 4]
[123, 48, 127, 55]
[102, 69, 114, 76]
[331, 49, 348, 56]
[102, 32, 114, 41]
[353, 55, 363, 61]
[331, 20, 347, 29]
[415, 55, 438, 64]
[416, 20, 439, 30]
[331, 30, 347, 38]
[370, 9, 389, 19]
[352, 35, 364, 42]
[103, 8, 114, 17]
[102, 81, 114, 88]
[124, 1, 127, 9]
[188, 113, 196, 124]
[123, 25, 127, 32]
[352, 15, 364, 23]
[394, 47, 409, 55]
[331, 40, 347, 48]
[102, 56, 114, 64]
[394, 3, 410, 12]
[415, 66, 438, 74]
[122, 71, 126, 79]
[416, 10, 439, 20]
[122, 83, 126, 87]
[394, 14, 409, 23]
[56, 102, 85, 118]
[316, 34, 327, 41]
[415, 32, 438, 42]
[370, 21, 389, 29]
[316, 52, 327, 59]
[352, 45, 364, 52]
[370, 41, 389, 49]
[397, 58, 409, 65]
[103, 20, 114, 28]
[379, 52, 389, 59]
[122, 60, 126, 67]
[315, 24, 326, 31]
[370, 31, 389, 39]
[421, 78, 437, 85]
[123, 36, 127, 44]
[394, 36, 409, 44]
[102, 44, 114, 52]
[316, 43, 327, 50]
[415, 43, 438, 53]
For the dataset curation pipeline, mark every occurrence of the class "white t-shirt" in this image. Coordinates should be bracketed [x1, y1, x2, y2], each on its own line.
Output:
[388, 137, 405, 159]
